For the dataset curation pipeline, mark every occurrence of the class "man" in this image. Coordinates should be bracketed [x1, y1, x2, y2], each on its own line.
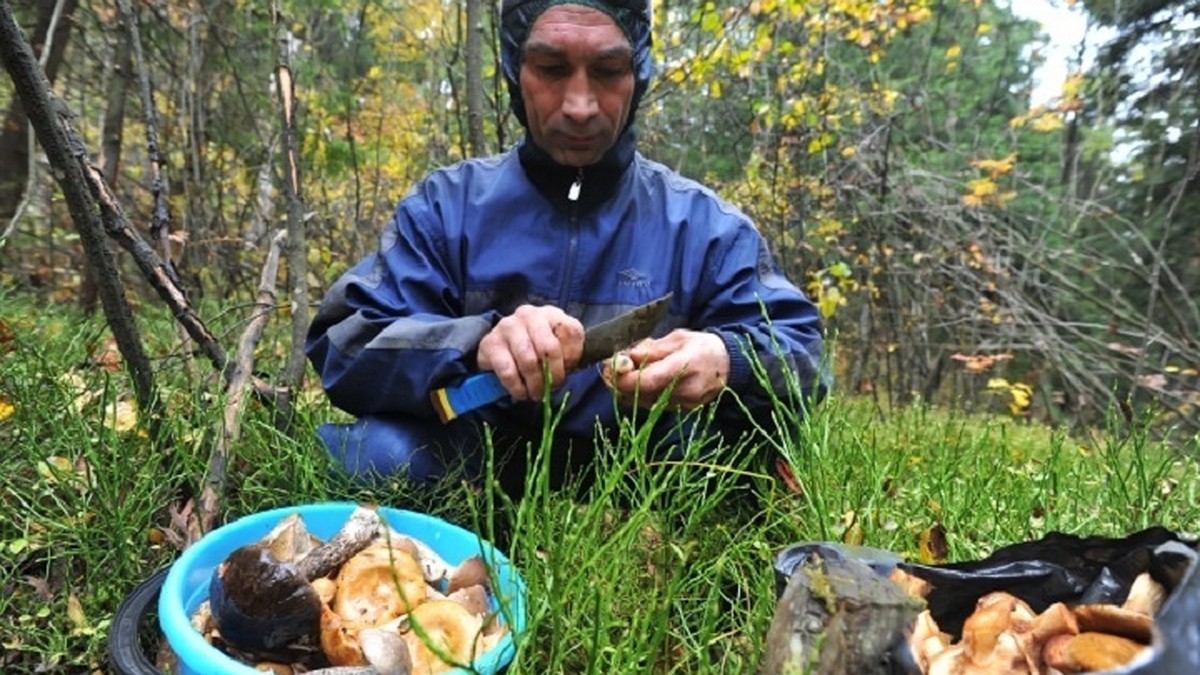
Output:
[306, 0, 829, 492]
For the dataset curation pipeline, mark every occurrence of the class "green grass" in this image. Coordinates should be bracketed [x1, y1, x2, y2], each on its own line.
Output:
[1, 292, 1198, 673]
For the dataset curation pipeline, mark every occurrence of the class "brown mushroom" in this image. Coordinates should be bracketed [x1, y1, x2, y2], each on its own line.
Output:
[925, 643, 967, 675]
[890, 567, 933, 599]
[909, 610, 952, 672]
[1071, 603, 1153, 642]
[311, 576, 338, 606]
[401, 600, 485, 675]
[335, 544, 428, 627]
[1009, 601, 1079, 673]
[1044, 631, 1149, 672]
[320, 603, 368, 667]
[446, 555, 489, 595]
[446, 584, 490, 617]
[961, 592, 1021, 662]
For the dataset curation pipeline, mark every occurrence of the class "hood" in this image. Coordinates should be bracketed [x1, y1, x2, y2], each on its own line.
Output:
[500, 0, 653, 213]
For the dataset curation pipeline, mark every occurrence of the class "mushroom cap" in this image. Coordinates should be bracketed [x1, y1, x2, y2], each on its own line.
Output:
[446, 584, 490, 618]
[446, 555, 489, 595]
[335, 544, 428, 627]
[1122, 572, 1167, 616]
[320, 602, 368, 667]
[360, 626, 414, 675]
[1044, 631, 1149, 672]
[909, 610, 952, 672]
[401, 600, 485, 674]
[311, 576, 338, 606]
[1072, 603, 1154, 642]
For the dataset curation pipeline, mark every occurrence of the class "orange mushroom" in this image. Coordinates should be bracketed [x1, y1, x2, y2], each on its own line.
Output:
[335, 543, 428, 627]
[401, 600, 485, 675]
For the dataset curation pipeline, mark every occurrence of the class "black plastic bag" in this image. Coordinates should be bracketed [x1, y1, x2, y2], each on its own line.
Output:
[772, 528, 1200, 674]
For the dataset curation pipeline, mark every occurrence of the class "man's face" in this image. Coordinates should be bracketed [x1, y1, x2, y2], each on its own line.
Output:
[519, 5, 635, 167]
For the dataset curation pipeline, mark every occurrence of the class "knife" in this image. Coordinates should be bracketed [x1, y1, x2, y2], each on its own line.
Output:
[430, 293, 672, 423]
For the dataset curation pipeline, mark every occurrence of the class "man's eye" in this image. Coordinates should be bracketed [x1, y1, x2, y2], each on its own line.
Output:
[593, 63, 632, 79]
[536, 63, 569, 78]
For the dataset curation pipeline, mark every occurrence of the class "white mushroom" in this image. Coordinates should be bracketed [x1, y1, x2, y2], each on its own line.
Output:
[360, 627, 413, 675]
[1122, 572, 1166, 616]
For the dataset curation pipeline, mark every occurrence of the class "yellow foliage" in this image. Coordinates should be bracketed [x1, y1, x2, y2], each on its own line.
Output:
[808, 133, 834, 154]
[945, 44, 962, 59]
[817, 286, 844, 319]
[968, 178, 998, 197]
[0, 397, 13, 422]
[1031, 113, 1065, 132]
[963, 155, 1019, 208]
[987, 378, 1035, 416]
[1062, 72, 1085, 99]
[970, 153, 1017, 177]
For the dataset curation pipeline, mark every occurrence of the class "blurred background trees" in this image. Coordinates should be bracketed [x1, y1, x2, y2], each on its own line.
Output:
[1, 0, 1196, 435]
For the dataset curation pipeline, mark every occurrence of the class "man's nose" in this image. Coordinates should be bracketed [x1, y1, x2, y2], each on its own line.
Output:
[561, 69, 598, 122]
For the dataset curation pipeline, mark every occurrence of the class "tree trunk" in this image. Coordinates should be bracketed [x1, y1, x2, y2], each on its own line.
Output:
[82, 5, 133, 313]
[273, 1, 309, 399]
[0, 0, 77, 221]
[465, 0, 486, 156]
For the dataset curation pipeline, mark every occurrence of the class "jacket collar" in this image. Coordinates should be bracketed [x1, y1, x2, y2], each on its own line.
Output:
[517, 127, 637, 214]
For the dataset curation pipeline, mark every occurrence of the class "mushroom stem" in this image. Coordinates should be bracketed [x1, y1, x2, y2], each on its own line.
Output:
[297, 505, 383, 580]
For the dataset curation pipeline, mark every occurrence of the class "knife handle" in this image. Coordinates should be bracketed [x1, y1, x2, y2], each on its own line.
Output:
[430, 372, 509, 424]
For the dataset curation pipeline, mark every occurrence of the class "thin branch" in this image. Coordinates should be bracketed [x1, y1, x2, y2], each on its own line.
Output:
[195, 229, 289, 538]
[272, 1, 311, 393]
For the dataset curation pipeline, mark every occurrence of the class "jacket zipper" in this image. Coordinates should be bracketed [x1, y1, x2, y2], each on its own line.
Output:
[559, 168, 583, 308]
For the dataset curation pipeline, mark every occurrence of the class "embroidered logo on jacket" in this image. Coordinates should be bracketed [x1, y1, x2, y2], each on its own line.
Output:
[617, 268, 651, 288]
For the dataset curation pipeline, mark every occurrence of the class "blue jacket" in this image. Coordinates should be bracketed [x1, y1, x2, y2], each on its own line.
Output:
[306, 147, 829, 443]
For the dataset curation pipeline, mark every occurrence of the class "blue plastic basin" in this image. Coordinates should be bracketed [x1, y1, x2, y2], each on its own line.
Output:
[158, 502, 526, 674]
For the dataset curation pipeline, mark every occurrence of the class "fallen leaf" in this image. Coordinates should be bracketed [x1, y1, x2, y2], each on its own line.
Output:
[0, 397, 14, 422]
[25, 576, 52, 602]
[0, 318, 13, 350]
[91, 339, 122, 372]
[918, 523, 949, 564]
[67, 593, 88, 632]
[104, 399, 139, 433]
[62, 373, 100, 413]
[36, 456, 75, 482]
[840, 510, 864, 545]
[774, 458, 805, 496]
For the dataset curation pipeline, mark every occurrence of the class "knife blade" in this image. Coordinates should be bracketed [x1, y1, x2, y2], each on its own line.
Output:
[430, 293, 672, 423]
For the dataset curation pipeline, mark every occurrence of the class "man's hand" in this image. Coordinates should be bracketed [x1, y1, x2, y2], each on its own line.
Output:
[477, 304, 585, 401]
[606, 330, 729, 410]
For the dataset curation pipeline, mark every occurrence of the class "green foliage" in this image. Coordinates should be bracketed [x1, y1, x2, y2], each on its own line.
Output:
[2, 291, 1199, 672]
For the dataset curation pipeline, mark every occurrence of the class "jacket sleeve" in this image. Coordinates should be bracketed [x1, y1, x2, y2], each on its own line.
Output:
[695, 224, 831, 424]
[305, 187, 497, 419]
